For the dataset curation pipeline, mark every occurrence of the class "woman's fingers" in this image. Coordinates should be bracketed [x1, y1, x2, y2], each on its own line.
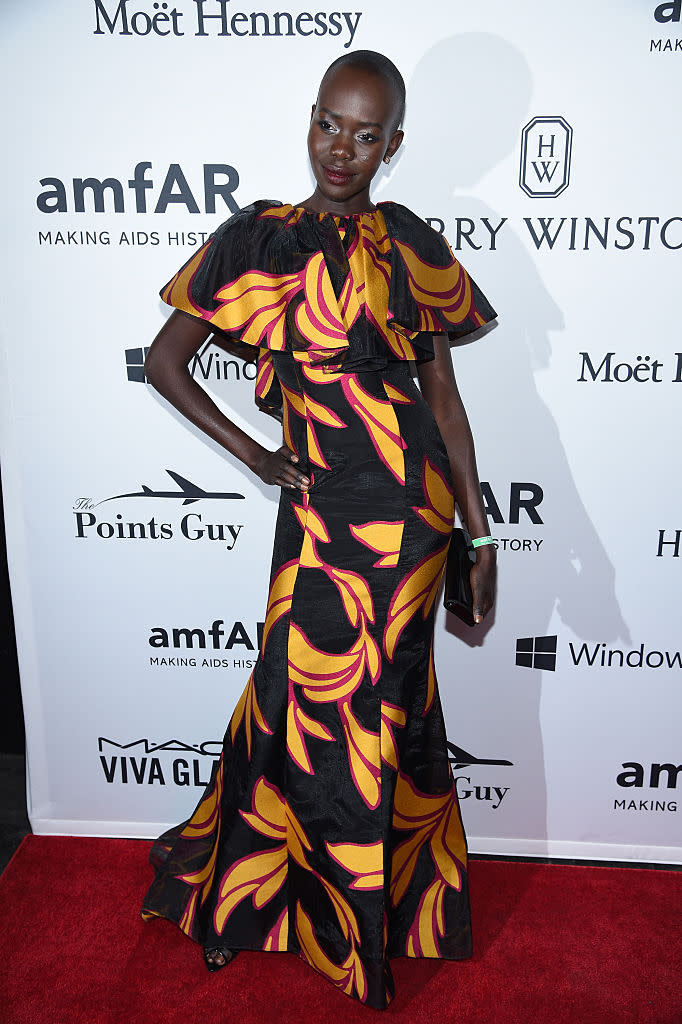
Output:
[471, 562, 496, 624]
[255, 445, 310, 489]
[275, 447, 309, 490]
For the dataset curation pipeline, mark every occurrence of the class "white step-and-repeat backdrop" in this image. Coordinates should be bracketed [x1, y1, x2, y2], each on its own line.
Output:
[1, 0, 680, 862]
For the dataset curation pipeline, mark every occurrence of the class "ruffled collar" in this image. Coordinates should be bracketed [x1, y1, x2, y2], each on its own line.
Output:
[160, 199, 496, 370]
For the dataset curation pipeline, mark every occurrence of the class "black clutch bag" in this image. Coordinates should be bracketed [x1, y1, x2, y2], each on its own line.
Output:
[443, 528, 476, 626]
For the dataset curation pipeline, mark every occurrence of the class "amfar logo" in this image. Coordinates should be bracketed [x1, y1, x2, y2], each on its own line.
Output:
[447, 742, 513, 811]
[614, 760, 679, 812]
[515, 636, 557, 672]
[98, 736, 220, 787]
[653, 1, 680, 22]
[519, 116, 572, 198]
[651, 1, 682, 51]
[478, 482, 544, 554]
[37, 162, 239, 215]
[149, 618, 263, 669]
[125, 341, 257, 385]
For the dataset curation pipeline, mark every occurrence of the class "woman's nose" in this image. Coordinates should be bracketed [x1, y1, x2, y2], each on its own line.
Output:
[330, 133, 354, 160]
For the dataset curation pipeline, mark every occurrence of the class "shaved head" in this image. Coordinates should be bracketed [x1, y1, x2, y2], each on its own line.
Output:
[320, 50, 406, 131]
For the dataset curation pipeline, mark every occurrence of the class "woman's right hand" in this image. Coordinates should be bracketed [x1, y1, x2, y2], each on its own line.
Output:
[255, 445, 310, 492]
[145, 312, 308, 489]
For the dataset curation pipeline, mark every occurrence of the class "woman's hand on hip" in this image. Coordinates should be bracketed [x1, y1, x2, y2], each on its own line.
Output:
[255, 445, 310, 491]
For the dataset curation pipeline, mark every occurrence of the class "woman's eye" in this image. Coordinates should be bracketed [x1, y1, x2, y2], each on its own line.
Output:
[357, 133, 378, 144]
[318, 119, 337, 133]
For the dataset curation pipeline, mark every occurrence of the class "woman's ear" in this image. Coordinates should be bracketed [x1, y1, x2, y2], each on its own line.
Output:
[310, 102, 317, 121]
[386, 129, 404, 160]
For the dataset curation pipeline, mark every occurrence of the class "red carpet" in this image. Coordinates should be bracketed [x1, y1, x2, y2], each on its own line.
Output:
[0, 836, 680, 1024]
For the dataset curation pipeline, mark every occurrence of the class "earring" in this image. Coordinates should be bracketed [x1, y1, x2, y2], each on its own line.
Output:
[383, 155, 391, 165]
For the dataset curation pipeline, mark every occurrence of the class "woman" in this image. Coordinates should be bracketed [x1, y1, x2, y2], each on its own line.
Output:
[141, 50, 497, 1010]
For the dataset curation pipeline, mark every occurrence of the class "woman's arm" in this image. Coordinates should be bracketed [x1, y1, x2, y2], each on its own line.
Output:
[416, 334, 496, 623]
[144, 310, 309, 491]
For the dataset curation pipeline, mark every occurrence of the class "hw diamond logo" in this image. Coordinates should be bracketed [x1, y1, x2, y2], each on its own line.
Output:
[519, 116, 572, 198]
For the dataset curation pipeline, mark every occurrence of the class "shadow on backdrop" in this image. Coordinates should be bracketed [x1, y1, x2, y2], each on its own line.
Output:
[384, 33, 630, 876]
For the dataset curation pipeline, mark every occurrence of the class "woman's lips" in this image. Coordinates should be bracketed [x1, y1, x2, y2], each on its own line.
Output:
[323, 165, 355, 186]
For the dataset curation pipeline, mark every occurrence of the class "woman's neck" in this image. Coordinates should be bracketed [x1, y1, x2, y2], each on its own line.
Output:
[296, 188, 377, 216]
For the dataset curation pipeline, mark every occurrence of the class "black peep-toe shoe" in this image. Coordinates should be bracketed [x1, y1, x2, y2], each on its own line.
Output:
[203, 945, 238, 973]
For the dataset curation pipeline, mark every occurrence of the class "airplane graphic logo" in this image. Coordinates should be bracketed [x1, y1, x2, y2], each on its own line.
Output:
[447, 742, 513, 770]
[97, 470, 245, 506]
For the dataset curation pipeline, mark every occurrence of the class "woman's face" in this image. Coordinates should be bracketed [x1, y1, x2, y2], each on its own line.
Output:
[305, 65, 404, 214]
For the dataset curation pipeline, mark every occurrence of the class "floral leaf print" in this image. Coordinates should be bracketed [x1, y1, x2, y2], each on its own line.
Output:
[422, 640, 437, 718]
[389, 769, 466, 930]
[211, 269, 304, 349]
[261, 559, 299, 652]
[263, 907, 289, 952]
[229, 670, 273, 758]
[292, 498, 331, 570]
[214, 847, 288, 933]
[405, 878, 449, 958]
[294, 497, 376, 626]
[381, 381, 413, 405]
[257, 204, 306, 225]
[344, 216, 417, 361]
[383, 546, 449, 660]
[239, 776, 288, 843]
[349, 520, 404, 569]
[301, 361, 345, 386]
[341, 376, 407, 485]
[289, 621, 381, 703]
[294, 252, 348, 351]
[179, 758, 223, 842]
[287, 694, 334, 775]
[338, 700, 381, 810]
[167, 759, 224, 936]
[255, 348, 277, 404]
[405, 789, 469, 959]
[280, 382, 346, 469]
[393, 239, 487, 332]
[325, 838, 384, 891]
[316, 874, 362, 945]
[412, 459, 454, 535]
[214, 776, 314, 934]
[326, 567, 375, 629]
[380, 701, 407, 770]
[295, 901, 367, 1003]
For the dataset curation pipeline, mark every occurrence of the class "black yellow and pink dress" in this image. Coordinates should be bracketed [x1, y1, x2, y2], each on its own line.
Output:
[141, 200, 496, 1010]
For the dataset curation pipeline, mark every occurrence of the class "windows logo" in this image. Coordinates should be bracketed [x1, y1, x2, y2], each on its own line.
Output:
[125, 347, 150, 383]
[515, 635, 558, 672]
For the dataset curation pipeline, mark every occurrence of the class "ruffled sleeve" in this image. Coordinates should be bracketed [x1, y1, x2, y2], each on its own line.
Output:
[159, 201, 302, 416]
[160, 201, 351, 365]
[380, 202, 497, 360]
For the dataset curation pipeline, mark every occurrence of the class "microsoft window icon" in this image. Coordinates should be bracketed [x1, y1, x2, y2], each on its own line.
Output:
[515, 635, 557, 671]
[125, 347, 150, 383]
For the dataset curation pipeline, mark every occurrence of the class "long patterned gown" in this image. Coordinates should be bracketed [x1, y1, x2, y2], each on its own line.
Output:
[140, 200, 496, 1010]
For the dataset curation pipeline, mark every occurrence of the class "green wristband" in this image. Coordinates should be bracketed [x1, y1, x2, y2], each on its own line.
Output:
[471, 535, 495, 548]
